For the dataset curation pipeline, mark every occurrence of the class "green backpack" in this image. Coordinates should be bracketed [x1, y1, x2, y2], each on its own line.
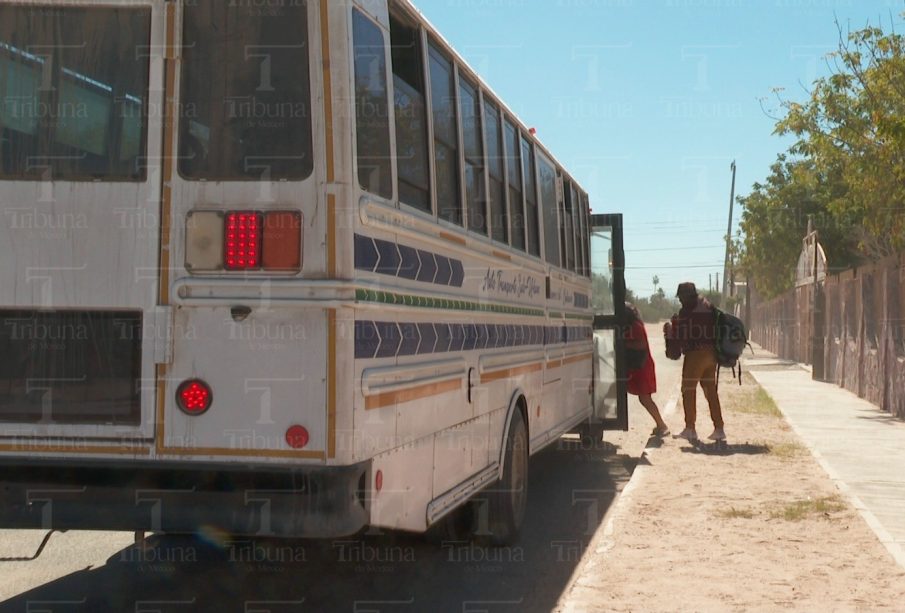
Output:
[713, 307, 752, 384]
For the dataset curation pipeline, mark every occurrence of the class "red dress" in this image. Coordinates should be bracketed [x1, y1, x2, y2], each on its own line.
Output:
[627, 320, 657, 395]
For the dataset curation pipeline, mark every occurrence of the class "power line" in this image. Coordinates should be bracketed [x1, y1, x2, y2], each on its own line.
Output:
[624, 228, 728, 236]
[625, 220, 729, 228]
[626, 263, 724, 270]
[626, 245, 723, 253]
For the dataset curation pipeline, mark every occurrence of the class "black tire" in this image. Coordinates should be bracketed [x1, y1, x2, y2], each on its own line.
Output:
[425, 500, 477, 545]
[483, 408, 528, 546]
[577, 422, 604, 449]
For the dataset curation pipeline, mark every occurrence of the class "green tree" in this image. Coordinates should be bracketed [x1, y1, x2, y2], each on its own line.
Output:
[774, 21, 905, 258]
[737, 155, 859, 298]
[736, 18, 905, 297]
[633, 285, 678, 322]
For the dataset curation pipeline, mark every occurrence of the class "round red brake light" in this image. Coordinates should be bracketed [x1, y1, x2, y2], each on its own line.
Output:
[176, 379, 212, 415]
[285, 425, 309, 449]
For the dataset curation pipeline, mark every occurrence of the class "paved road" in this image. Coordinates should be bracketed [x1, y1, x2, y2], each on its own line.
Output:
[0, 446, 636, 612]
[0, 325, 682, 612]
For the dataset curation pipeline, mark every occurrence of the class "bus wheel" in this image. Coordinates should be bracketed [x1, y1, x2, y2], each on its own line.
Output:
[484, 409, 528, 546]
[578, 422, 604, 448]
[425, 501, 477, 544]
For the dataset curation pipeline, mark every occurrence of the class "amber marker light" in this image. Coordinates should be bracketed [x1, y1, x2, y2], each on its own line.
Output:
[262, 211, 302, 271]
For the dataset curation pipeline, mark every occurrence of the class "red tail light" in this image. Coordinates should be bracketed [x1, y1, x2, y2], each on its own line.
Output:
[285, 425, 310, 449]
[224, 212, 262, 270]
[186, 209, 302, 273]
[176, 379, 213, 415]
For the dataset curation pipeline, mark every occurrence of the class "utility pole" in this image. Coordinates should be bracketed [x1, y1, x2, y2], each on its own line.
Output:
[722, 160, 737, 299]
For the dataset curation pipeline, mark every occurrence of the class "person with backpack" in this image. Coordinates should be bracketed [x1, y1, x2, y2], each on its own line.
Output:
[624, 302, 670, 438]
[663, 282, 725, 442]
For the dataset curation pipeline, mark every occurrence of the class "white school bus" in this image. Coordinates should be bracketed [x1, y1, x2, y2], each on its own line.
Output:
[0, 0, 628, 544]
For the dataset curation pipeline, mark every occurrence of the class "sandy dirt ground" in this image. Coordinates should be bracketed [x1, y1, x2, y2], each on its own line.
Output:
[561, 371, 905, 613]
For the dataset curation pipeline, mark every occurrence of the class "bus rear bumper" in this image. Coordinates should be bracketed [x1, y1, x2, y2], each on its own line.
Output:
[0, 459, 370, 538]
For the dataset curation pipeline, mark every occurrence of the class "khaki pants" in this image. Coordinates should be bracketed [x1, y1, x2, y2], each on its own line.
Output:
[681, 348, 724, 430]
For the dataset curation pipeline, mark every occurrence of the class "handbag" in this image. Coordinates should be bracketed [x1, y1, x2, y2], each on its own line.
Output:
[665, 340, 682, 361]
[626, 347, 648, 370]
[664, 315, 682, 360]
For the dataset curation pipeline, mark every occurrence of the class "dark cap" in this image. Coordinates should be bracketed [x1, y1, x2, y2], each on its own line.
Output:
[676, 282, 698, 297]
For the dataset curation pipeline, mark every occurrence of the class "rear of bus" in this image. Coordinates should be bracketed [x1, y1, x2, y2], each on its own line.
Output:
[0, 1, 365, 537]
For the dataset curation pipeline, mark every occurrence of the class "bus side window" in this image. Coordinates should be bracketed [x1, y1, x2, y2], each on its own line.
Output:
[485, 100, 507, 245]
[539, 157, 560, 267]
[576, 187, 588, 276]
[559, 179, 575, 271]
[585, 193, 593, 276]
[389, 14, 430, 213]
[522, 136, 540, 257]
[353, 10, 393, 200]
[459, 77, 486, 235]
[428, 43, 461, 226]
[505, 119, 525, 252]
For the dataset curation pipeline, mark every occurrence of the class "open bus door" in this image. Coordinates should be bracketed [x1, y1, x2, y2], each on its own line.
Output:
[588, 214, 629, 431]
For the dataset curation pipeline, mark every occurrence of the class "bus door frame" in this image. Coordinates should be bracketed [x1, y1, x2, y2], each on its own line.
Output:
[589, 213, 628, 431]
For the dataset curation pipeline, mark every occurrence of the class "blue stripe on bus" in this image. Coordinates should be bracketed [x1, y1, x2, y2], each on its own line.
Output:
[355, 234, 465, 288]
[354, 321, 592, 360]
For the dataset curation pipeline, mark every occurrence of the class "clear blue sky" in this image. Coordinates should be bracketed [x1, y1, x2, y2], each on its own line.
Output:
[416, 0, 904, 298]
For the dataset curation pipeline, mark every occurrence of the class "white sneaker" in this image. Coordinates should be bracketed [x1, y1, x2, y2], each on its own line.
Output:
[676, 428, 698, 441]
[708, 428, 726, 441]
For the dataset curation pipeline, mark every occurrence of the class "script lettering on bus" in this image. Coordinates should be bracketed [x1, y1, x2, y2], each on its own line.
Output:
[481, 269, 541, 299]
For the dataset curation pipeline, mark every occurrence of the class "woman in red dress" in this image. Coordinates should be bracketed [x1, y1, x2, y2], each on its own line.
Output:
[625, 303, 669, 437]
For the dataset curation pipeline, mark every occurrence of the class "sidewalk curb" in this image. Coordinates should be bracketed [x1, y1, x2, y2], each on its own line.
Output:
[751, 371, 905, 572]
[556, 396, 679, 612]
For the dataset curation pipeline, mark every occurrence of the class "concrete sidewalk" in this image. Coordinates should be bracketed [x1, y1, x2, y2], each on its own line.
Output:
[745, 346, 905, 570]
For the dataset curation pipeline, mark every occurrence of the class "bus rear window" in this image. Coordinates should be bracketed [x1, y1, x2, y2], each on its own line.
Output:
[179, 2, 313, 181]
[0, 6, 151, 181]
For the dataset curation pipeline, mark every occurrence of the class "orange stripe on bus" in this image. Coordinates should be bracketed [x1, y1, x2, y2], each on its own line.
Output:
[319, 0, 335, 183]
[562, 352, 593, 366]
[155, 364, 167, 453]
[438, 231, 467, 246]
[365, 378, 462, 410]
[321, 2, 338, 459]
[158, 26, 176, 304]
[160, 0, 178, 300]
[546, 353, 592, 370]
[157, 447, 326, 460]
[155, 5, 178, 453]
[492, 250, 512, 262]
[0, 444, 151, 456]
[327, 309, 337, 458]
[480, 362, 543, 384]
